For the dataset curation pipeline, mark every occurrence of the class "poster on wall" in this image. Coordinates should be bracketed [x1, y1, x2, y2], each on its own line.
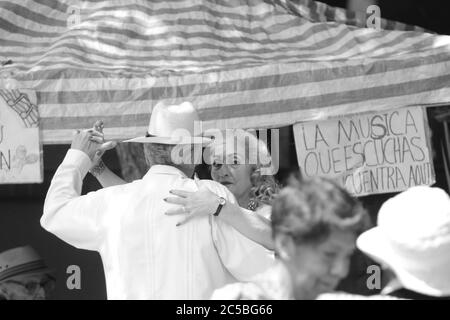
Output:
[0, 89, 42, 184]
[293, 107, 435, 196]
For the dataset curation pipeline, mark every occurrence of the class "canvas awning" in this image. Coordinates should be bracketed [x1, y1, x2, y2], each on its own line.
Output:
[0, 0, 449, 144]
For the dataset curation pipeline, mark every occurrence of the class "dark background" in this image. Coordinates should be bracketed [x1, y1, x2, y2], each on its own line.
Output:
[0, 1, 449, 299]
[0, 145, 111, 299]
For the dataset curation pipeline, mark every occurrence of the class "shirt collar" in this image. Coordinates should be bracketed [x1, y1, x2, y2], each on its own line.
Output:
[144, 165, 188, 179]
[254, 261, 294, 300]
[381, 278, 403, 295]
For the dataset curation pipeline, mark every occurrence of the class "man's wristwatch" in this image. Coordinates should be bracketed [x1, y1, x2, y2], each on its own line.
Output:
[214, 197, 226, 216]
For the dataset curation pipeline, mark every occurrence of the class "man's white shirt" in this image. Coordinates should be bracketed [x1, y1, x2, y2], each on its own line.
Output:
[42, 149, 274, 299]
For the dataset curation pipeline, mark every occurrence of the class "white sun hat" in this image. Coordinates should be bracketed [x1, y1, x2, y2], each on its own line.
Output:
[124, 101, 211, 145]
[357, 186, 450, 297]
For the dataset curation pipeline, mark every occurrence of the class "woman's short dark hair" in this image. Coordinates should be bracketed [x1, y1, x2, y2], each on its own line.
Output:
[271, 173, 370, 245]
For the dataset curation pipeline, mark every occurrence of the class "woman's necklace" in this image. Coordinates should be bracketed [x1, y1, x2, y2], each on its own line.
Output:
[247, 199, 258, 211]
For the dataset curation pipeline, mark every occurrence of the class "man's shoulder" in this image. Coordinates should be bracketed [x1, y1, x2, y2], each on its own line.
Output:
[95, 178, 143, 195]
[255, 205, 272, 220]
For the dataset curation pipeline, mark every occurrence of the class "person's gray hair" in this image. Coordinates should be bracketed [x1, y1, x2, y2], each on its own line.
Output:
[206, 129, 279, 210]
[143, 143, 175, 166]
[271, 174, 371, 244]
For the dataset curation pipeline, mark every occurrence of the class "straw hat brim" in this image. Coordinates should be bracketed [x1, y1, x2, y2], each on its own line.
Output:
[123, 136, 211, 145]
[357, 227, 450, 297]
[0, 267, 55, 283]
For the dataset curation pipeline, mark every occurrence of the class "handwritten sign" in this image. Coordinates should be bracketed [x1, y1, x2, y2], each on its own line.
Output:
[0, 89, 42, 184]
[293, 107, 435, 196]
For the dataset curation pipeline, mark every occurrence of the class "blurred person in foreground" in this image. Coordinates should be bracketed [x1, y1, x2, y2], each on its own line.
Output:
[212, 174, 370, 300]
[0, 246, 55, 300]
[356, 186, 450, 300]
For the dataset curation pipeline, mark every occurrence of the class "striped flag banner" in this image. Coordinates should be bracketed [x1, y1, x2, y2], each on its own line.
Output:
[0, 0, 449, 144]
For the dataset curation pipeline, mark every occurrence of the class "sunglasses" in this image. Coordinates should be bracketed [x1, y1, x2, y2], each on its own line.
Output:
[5, 275, 55, 296]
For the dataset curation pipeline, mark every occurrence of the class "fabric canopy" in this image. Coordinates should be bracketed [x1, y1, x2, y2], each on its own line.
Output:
[0, 0, 449, 144]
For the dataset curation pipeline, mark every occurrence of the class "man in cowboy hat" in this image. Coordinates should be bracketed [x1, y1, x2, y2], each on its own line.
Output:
[41, 101, 274, 300]
[357, 186, 450, 300]
[0, 246, 55, 300]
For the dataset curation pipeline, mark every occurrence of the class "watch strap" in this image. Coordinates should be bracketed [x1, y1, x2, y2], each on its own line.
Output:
[213, 197, 226, 216]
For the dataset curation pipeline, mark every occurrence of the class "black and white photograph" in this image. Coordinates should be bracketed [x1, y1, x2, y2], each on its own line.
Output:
[0, 0, 449, 307]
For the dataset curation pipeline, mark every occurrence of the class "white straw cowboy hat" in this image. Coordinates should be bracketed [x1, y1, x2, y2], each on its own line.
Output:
[0, 246, 53, 282]
[124, 101, 211, 145]
[357, 186, 450, 297]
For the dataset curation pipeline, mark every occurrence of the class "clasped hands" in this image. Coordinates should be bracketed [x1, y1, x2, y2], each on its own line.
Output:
[71, 120, 117, 163]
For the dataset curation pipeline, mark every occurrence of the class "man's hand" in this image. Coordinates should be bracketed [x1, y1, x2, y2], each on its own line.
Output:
[91, 120, 117, 168]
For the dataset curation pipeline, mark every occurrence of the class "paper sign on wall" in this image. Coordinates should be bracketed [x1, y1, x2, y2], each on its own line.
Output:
[293, 107, 435, 196]
[0, 89, 42, 184]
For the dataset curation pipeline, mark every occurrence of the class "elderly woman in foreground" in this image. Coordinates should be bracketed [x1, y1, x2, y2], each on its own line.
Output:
[212, 174, 370, 300]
